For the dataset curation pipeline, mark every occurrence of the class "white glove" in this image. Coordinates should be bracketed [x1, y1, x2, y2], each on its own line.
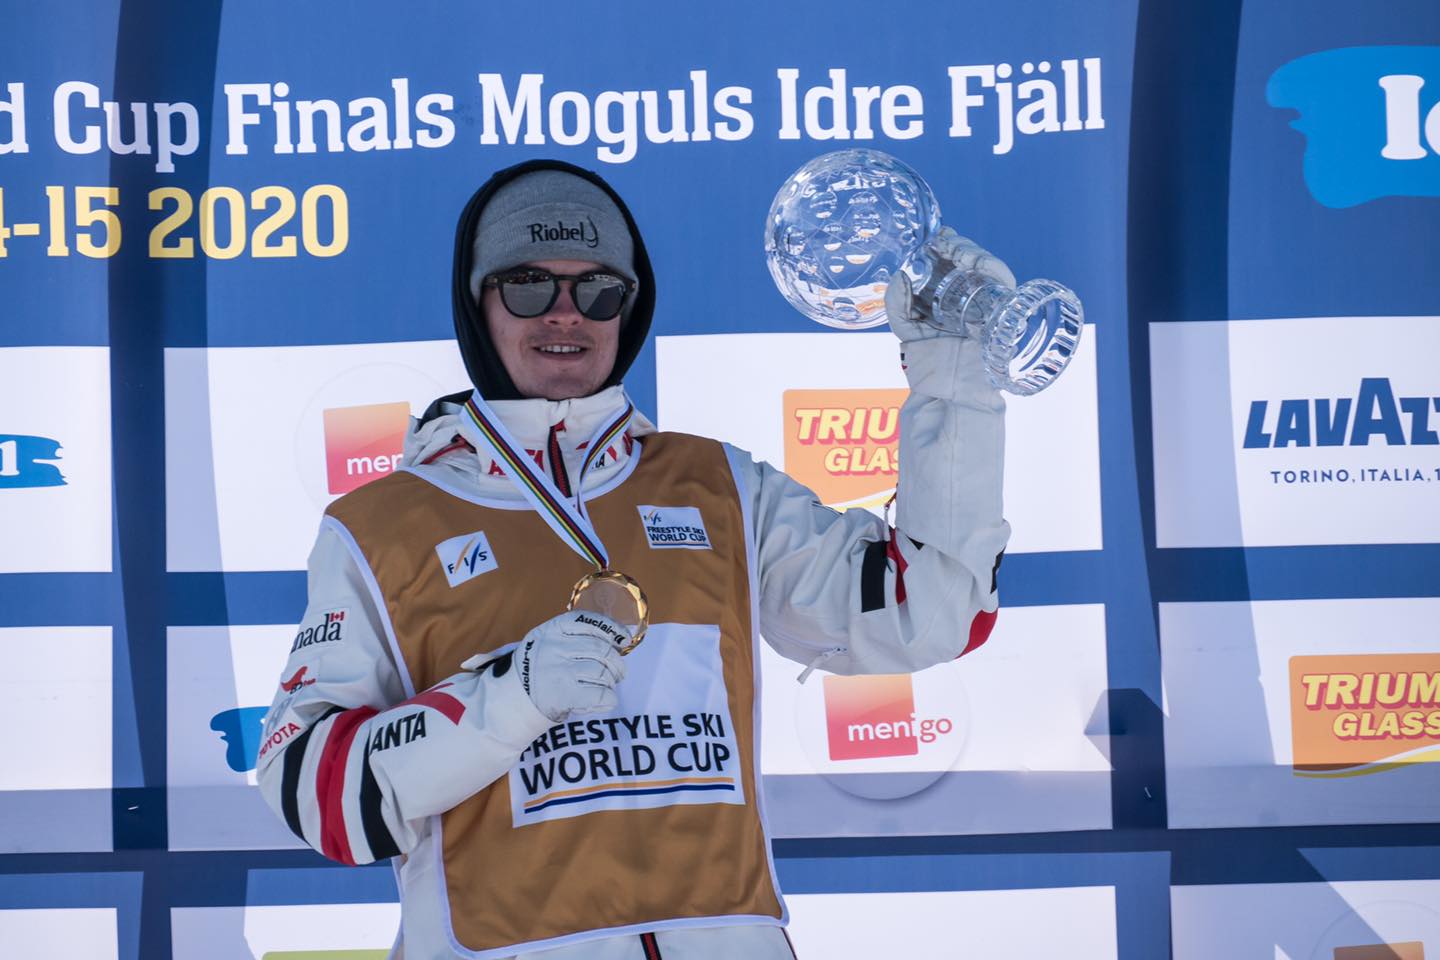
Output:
[512, 610, 630, 722]
[885, 227, 1011, 406]
[884, 227, 1018, 344]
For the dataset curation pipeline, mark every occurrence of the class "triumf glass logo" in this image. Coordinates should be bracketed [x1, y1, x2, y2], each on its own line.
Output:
[322, 402, 410, 495]
[783, 388, 907, 510]
[1289, 653, 1440, 777]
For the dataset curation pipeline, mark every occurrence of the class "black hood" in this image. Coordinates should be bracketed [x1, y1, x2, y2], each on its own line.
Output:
[451, 158, 655, 401]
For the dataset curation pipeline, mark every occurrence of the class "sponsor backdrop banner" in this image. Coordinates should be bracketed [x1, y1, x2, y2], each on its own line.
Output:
[0, 0, 1437, 956]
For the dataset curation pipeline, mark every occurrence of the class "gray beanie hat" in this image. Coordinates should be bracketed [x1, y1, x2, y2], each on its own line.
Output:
[467, 169, 636, 301]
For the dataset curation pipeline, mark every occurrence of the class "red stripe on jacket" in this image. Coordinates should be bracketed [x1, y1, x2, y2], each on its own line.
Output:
[961, 609, 998, 657]
[397, 682, 467, 725]
[885, 527, 909, 605]
[316, 706, 378, 864]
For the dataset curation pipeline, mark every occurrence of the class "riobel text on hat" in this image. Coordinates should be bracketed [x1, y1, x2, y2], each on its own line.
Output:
[528, 218, 600, 247]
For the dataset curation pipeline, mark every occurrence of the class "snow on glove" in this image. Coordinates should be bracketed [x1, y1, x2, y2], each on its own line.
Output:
[513, 610, 630, 722]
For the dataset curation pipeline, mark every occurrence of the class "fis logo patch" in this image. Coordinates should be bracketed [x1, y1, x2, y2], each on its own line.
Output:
[435, 530, 498, 587]
[638, 505, 711, 550]
[291, 609, 347, 653]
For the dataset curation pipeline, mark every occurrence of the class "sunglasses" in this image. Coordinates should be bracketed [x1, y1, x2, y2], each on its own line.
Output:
[483, 268, 634, 321]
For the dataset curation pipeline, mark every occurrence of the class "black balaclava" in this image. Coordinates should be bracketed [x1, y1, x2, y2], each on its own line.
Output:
[451, 159, 656, 401]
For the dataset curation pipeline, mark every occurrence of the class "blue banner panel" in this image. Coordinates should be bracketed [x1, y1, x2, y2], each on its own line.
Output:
[1228, 0, 1440, 319]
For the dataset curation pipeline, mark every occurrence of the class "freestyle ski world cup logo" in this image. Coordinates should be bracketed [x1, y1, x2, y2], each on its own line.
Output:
[1289, 653, 1440, 777]
[783, 388, 907, 509]
[322, 401, 410, 495]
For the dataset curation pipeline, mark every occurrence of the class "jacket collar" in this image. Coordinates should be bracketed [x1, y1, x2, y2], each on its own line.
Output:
[403, 386, 655, 498]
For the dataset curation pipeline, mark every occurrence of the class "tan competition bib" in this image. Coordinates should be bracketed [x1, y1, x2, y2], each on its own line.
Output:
[326, 433, 781, 954]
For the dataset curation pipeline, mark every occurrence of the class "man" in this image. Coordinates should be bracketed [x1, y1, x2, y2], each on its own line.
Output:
[258, 158, 1010, 960]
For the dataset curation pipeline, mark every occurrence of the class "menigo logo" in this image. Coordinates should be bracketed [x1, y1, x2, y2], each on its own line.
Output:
[783, 388, 907, 510]
[0, 434, 65, 488]
[1241, 378, 1440, 488]
[322, 401, 411, 495]
[823, 673, 955, 762]
[1289, 653, 1440, 778]
[1334, 944, 1426, 960]
[1267, 45, 1440, 208]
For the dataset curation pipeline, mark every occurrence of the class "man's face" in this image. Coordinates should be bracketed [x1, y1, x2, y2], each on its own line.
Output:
[483, 258, 622, 401]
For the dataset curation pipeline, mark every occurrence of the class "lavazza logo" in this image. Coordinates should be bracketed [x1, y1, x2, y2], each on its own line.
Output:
[1243, 377, 1440, 488]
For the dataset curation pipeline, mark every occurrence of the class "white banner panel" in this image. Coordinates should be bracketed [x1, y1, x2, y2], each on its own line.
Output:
[171, 903, 399, 959]
[1152, 316, 1440, 547]
[786, 887, 1118, 959]
[167, 625, 303, 850]
[0, 346, 112, 572]
[164, 341, 470, 572]
[1173, 880, 1440, 960]
[656, 331, 1102, 554]
[0, 908, 118, 960]
[763, 604, 1113, 835]
[0, 626, 112, 852]
[1161, 598, 1440, 829]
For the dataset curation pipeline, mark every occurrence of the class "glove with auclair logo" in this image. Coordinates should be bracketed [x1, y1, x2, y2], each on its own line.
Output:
[510, 610, 630, 722]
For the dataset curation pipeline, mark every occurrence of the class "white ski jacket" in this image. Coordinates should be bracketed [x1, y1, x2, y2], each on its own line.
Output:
[257, 334, 1009, 959]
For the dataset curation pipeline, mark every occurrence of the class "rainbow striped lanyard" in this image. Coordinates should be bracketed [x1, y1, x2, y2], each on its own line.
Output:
[462, 393, 634, 570]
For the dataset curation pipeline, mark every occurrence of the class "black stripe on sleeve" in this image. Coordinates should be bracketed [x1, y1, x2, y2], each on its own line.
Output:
[281, 705, 343, 842]
[859, 538, 889, 613]
[472, 650, 513, 678]
[359, 734, 403, 861]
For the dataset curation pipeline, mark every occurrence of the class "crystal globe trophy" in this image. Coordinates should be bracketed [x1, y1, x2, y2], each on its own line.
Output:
[763, 148, 1084, 396]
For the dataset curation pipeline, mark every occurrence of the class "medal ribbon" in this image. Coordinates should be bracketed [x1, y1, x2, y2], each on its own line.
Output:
[461, 393, 634, 570]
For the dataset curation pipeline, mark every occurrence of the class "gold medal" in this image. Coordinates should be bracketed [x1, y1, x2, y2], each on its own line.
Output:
[567, 569, 649, 655]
